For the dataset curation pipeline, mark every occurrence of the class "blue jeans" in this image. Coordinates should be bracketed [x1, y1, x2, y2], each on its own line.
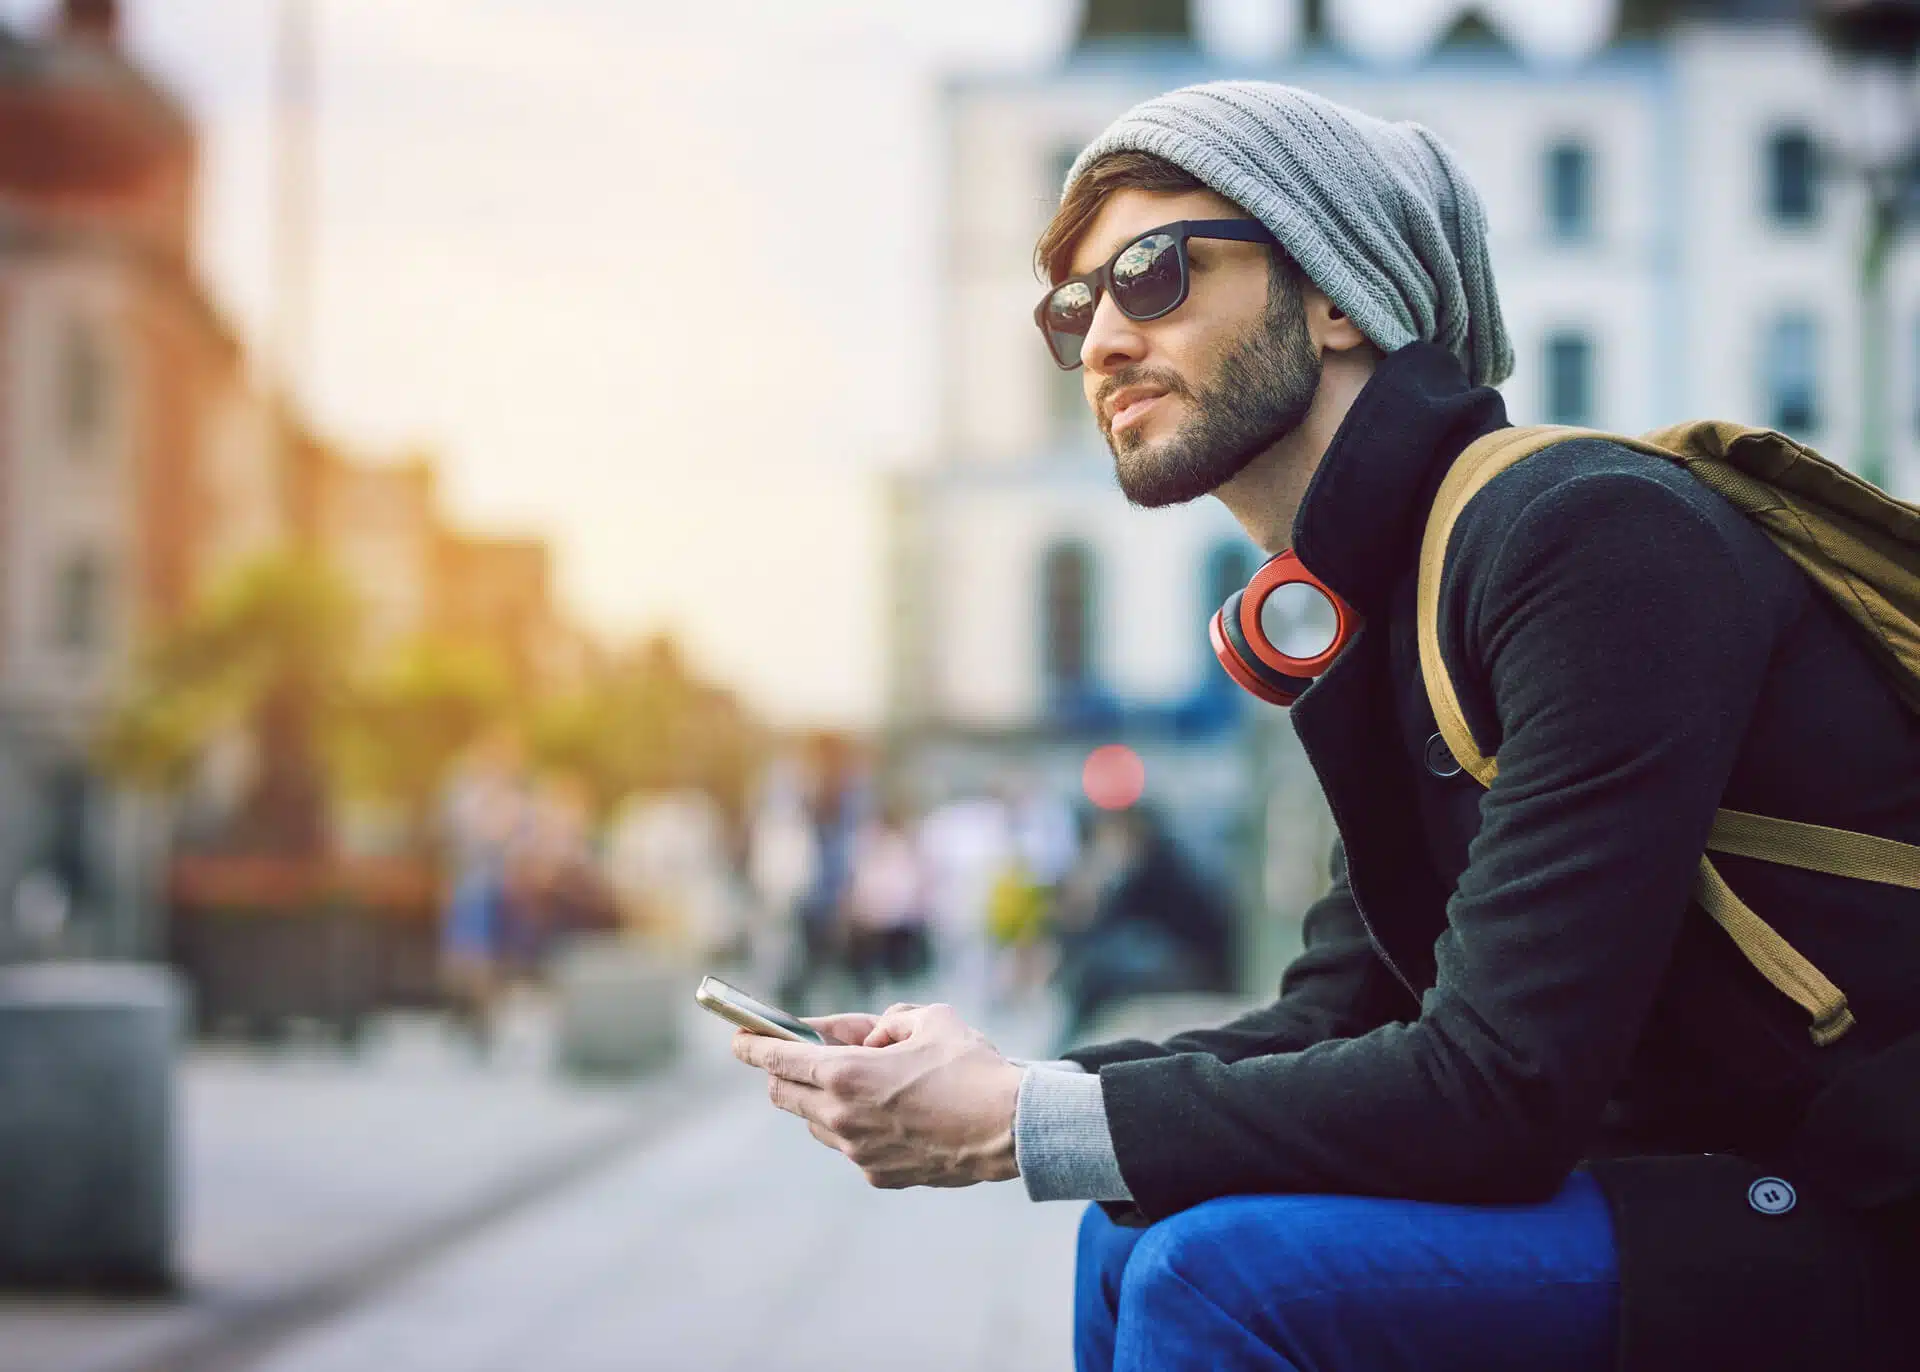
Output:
[1074, 1172, 1619, 1372]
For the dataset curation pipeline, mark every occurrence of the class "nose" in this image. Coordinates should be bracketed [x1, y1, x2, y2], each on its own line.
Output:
[1080, 290, 1147, 376]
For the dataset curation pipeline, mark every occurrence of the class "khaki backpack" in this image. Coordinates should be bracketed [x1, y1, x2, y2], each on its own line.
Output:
[1417, 421, 1920, 1046]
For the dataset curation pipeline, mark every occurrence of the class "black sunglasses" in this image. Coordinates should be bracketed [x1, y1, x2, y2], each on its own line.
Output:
[1035, 218, 1278, 370]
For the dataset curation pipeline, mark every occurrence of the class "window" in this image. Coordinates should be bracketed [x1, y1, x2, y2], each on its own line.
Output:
[52, 551, 104, 652]
[1040, 540, 1096, 693]
[1049, 363, 1091, 439]
[1765, 312, 1821, 435]
[1203, 539, 1255, 619]
[1202, 538, 1256, 679]
[1766, 127, 1818, 226]
[59, 316, 110, 455]
[1543, 332, 1595, 426]
[1544, 140, 1593, 241]
[1050, 142, 1082, 200]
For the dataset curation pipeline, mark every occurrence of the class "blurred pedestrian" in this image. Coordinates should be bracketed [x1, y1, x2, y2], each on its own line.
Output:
[845, 802, 929, 1000]
[917, 788, 1012, 1012]
[507, 772, 614, 969]
[776, 732, 864, 1014]
[1050, 803, 1234, 1049]
[438, 727, 527, 1048]
[745, 755, 820, 983]
[990, 775, 1082, 1002]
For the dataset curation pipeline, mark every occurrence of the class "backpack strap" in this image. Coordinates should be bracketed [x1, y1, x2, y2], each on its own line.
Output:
[1416, 424, 1599, 785]
[1693, 858, 1855, 1046]
[1711, 809, 1920, 891]
[1417, 426, 1861, 1046]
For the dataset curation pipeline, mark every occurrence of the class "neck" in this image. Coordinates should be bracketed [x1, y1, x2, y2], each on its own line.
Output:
[1212, 346, 1378, 554]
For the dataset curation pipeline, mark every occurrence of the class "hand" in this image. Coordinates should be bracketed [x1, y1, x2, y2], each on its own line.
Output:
[733, 1003, 1022, 1190]
[801, 1005, 924, 1047]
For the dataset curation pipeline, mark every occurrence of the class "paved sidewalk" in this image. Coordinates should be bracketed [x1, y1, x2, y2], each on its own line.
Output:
[0, 1002, 732, 1372]
[237, 1001, 1085, 1372]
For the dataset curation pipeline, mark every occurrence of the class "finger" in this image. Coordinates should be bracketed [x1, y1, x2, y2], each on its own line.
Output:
[733, 1033, 832, 1084]
[806, 1119, 852, 1154]
[767, 1073, 833, 1124]
[871, 1002, 939, 1043]
[805, 1013, 879, 1047]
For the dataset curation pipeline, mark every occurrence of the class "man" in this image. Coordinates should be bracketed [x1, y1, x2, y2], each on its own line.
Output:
[733, 83, 1920, 1370]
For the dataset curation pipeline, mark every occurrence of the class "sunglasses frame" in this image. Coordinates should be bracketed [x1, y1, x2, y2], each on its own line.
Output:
[1035, 218, 1279, 371]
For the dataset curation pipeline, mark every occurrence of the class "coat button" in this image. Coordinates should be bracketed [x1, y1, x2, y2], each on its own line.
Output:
[1424, 732, 1463, 778]
[1748, 1177, 1796, 1216]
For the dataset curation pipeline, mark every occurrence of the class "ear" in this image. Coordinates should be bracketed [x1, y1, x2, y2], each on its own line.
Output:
[1302, 283, 1369, 354]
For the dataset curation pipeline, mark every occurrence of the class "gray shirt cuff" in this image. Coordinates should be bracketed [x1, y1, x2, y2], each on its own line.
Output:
[1008, 1058, 1087, 1074]
[1013, 1066, 1133, 1203]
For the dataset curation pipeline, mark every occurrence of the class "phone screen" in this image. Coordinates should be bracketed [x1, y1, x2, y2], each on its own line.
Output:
[696, 977, 826, 1044]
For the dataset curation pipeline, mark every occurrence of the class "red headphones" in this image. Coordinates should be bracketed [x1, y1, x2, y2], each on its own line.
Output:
[1208, 550, 1360, 706]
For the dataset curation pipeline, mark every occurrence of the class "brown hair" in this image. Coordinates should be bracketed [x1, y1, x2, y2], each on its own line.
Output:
[1035, 149, 1301, 310]
[1034, 151, 1214, 284]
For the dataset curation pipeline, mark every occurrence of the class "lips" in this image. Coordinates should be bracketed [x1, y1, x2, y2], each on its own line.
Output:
[1107, 390, 1166, 433]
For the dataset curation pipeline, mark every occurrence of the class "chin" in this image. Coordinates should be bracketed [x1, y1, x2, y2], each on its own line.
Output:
[1109, 425, 1264, 510]
[1111, 446, 1196, 508]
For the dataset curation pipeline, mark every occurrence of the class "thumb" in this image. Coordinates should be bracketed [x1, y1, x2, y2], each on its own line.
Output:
[863, 1003, 930, 1048]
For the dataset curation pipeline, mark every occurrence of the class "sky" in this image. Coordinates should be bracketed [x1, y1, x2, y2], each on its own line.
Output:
[3, 0, 1611, 723]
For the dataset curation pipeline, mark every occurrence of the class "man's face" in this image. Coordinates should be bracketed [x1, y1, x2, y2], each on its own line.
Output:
[1067, 188, 1322, 508]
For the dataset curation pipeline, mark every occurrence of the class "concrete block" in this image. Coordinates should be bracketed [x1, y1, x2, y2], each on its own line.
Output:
[0, 961, 183, 1290]
[552, 938, 682, 1079]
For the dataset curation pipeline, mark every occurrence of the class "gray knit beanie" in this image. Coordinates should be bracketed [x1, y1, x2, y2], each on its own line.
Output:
[1066, 81, 1513, 389]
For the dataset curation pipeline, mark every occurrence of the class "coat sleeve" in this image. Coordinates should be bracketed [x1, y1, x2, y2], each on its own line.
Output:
[1066, 839, 1415, 1072]
[1094, 465, 1780, 1219]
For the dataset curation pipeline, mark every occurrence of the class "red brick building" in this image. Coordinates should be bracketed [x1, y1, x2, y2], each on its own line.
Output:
[434, 530, 594, 693]
[0, 0, 255, 956]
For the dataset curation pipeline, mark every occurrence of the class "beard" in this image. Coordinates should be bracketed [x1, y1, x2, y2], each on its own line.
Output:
[1101, 276, 1322, 509]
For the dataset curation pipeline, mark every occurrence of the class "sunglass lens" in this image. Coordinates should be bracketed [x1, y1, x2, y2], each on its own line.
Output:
[1043, 280, 1096, 368]
[1110, 232, 1182, 318]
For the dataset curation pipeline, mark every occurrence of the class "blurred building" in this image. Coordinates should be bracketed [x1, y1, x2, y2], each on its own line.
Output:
[0, 0, 588, 961]
[315, 450, 439, 652]
[434, 531, 596, 694]
[287, 428, 592, 692]
[886, 0, 1920, 974]
[0, 0, 241, 957]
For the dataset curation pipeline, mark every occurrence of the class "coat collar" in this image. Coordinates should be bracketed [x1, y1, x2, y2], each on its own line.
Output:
[1290, 342, 1510, 615]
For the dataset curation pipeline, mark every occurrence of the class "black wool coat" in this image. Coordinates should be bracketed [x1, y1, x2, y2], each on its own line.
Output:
[1067, 343, 1920, 1369]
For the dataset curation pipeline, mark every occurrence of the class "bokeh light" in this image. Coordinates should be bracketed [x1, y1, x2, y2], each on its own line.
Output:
[1082, 743, 1146, 810]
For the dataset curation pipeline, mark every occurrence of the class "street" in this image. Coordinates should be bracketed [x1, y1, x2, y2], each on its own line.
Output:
[233, 1004, 1083, 1372]
[241, 1098, 1081, 1372]
[0, 991, 1086, 1372]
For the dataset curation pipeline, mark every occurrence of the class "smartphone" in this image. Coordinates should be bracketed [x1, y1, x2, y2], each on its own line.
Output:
[695, 976, 826, 1045]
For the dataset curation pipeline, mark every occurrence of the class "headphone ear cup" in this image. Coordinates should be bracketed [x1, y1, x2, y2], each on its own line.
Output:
[1239, 551, 1356, 677]
[1211, 590, 1314, 706]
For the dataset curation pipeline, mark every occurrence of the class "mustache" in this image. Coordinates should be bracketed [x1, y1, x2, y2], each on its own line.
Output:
[1095, 366, 1194, 428]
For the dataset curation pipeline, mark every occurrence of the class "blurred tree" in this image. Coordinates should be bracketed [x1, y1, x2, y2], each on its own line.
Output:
[528, 633, 762, 822]
[98, 554, 356, 854]
[334, 637, 512, 847]
[102, 568, 757, 860]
